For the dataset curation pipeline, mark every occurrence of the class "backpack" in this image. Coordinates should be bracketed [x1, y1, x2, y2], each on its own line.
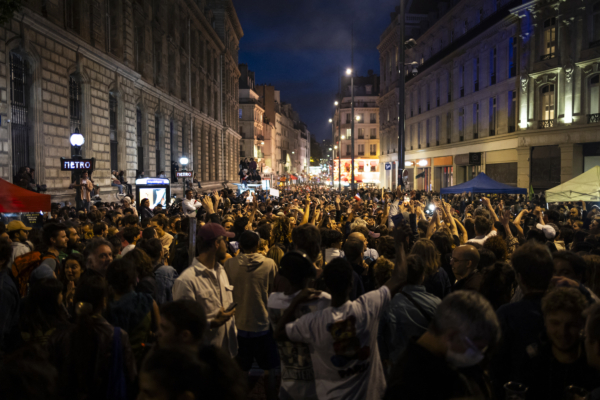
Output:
[11, 251, 59, 297]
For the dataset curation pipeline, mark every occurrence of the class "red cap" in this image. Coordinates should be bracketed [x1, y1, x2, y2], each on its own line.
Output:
[197, 223, 235, 241]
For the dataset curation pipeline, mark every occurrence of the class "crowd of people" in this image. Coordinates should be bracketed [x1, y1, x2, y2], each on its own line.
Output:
[1, 183, 600, 399]
[239, 158, 262, 186]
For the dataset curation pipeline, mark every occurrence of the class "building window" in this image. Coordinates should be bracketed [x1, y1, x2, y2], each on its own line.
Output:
[509, 37, 517, 78]
[370, 128, 377, 139]
[358, 144, 364, 156]
[134, 22, 145, 74]
[460, 64, 465, 97]
[446, 112, 452, 144]
[495, 0, 500, 11]
[370, 113, 376, 123]
[451, 30, 454, 43]
[473, 103, 479, 138]
[593, 3, 600, 44]
[474, 58, 480, 91]
[436, 77, 440, 106]
[418, 88, 421, 114]
[106, 0, 120, 56]
[358, 128, 364, 139]
[9, 52, 31, 175]
[427, 83, 431, 110]
[490, 97, 497, 135]
[137, 107, 144, 173]
[65, 0, 81, 33]
[490, 47, 497, 85]
[170, 119, 177, 166]
[426, 119, 430, 147]
[155, 114, 162, 175]
[543, 18, 557, 60]
[417, 123, 422, 148]
[358, 113, 364, 123]
[410, 125, 414, 150]
[541, 85, 555, 123]
[370, 144, 377, 155]
[463, 20, 468, 34]
[479, 9, 483, 23]
[346, 113, 351, 124]
[410, 92, 414, 117]
[346, 145, 351, 156]
[69, 75, 81, 137]
[448, 70, 452, 102]
[435, 116, 440, 145]
[459, 108, 464, 141]
[590, 75, 600, 120]
[109, 94, 118, 171]
[346, 128, 351, 138]
[508, 91, 516, 132]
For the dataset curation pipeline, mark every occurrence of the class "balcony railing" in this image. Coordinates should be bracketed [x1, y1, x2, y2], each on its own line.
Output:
[540, 53, 555, 61]
[370, 151, 377, 156]
[590, 40, 600, 49]
[358, 135, 364, 139]
[538, 119, 555, 129]
[358, 152, 364, 156]
[256, 135, 264, 141]
[370, 135, 377, 139]
[588, 114, 600, 124]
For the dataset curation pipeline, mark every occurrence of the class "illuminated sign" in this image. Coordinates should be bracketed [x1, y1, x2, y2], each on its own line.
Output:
[135, 178, 170, 185]
[176, 172, 193, 177]
[60, 158, 94, 171]
[385, 163, 392, 170]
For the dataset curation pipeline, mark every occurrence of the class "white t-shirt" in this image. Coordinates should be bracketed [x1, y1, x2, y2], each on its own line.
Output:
[268, 291, 332, 400]
[121, 244, 135, 256]
[285, 286, 391, 400]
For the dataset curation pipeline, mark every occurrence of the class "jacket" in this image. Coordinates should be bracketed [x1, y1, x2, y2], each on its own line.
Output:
[172, 257, 238, 357]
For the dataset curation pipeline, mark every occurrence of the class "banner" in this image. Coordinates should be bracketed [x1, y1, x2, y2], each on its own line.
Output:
[270, 188, 280, 197]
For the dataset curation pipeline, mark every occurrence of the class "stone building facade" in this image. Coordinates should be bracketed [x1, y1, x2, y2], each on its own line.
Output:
[238, 64, 266, 172]
[379, 0, 600, 192]
[255, 84, 310, 180]
[331, 72, 381, 187]
[1, 0, 242, 200]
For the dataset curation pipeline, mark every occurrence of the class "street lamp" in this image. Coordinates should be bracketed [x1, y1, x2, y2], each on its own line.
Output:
[329, 118, 333, 123]
[356, 115, 361, 121]
[70, 127, 84, 157]
[179, 156, 189, 167]
[346, 67, 356, 191]
[334, 101, 339, 106]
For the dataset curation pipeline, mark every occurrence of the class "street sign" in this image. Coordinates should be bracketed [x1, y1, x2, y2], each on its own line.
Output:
[385, 163, 392, 171]
[60, 158, 94, 171]
[469, 152, 482, 165]
[176, 172, 193, 178]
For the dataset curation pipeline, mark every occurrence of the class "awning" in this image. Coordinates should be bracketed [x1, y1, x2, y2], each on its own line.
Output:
[546, 166, 600, 202]
[440, 173, 527, 195]
[290, 175, 298, 180]
[0, 178, 52, 213]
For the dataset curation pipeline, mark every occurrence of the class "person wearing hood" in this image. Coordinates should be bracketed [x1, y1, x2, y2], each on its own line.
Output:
[224, 230, 279, 398]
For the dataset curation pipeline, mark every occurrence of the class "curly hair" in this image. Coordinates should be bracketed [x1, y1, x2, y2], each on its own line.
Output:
[272, 216, 292, 247]
[542, 287, 587, 318]
[373, 257, 394, 288]
[483, 235, 508, 261]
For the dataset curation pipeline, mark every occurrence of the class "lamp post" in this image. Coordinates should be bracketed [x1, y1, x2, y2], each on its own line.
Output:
[397, 0, 406, 191]
[335, 99, 341, 191]
[346, 68, 355, 191]
[179, 156, 189, 190]
[70, 128, 85, 158]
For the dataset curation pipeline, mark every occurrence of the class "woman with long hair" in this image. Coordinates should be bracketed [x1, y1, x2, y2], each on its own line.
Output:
[139, 198, 154, 220]
[272, 216, 292, 252]
[60, 253, 86, 312]
[410, 238, 451, 299]
[48, 276, 136, 400]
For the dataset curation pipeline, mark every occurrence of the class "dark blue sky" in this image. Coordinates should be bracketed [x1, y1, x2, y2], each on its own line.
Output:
[233, 0, 400, 142]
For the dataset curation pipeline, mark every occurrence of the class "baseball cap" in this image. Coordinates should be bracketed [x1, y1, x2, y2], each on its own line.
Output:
[122, 196, 131, 203]
[536, 223, 556, 240]
[7, 220, 32, 232]
[197, 223, 235, 241]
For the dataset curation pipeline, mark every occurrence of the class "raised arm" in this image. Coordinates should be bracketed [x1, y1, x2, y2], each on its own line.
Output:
[483, 197, 499, 222]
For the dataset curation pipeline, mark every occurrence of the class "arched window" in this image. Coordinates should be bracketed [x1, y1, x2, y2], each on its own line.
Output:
[170, 119, 177, 165]
[589, 75, 600, 122]
[543, 18, 556, 59]
[155, 114, 163, 176]
[9, 52, 31, 176]
[540, 85, 555, 127]
[109, 93, 118, 171]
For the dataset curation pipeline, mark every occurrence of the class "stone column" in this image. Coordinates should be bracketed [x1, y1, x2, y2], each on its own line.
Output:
[517, 146, 531, 189]
[559, 143, 583, 183]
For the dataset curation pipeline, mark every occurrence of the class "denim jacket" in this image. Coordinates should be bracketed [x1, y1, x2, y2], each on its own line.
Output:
[154, 264, 179, 305]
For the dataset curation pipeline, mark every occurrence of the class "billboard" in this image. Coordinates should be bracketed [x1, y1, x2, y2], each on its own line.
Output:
[333, 159, 380, 184]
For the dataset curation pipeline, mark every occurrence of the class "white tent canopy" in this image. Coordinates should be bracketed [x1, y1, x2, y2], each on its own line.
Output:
[546, 166, 600, 202]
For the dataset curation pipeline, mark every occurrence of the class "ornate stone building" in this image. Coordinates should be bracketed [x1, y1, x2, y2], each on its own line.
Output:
[379, 0, 600, 192]
[1, 0, 242, 200]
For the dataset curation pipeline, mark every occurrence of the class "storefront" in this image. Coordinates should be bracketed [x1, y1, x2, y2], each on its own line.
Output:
[333, 158, 380, 186]
[413, 158, 431, 191]
[455, 153, 483, 184]
[433, 156, 453, 192]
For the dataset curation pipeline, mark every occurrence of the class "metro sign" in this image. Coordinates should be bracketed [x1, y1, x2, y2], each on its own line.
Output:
[176, 172, 193, 177]
[60, 158, 94, 171]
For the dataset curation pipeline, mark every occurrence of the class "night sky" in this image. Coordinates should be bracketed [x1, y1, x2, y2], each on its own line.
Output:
[233, 0, 402, 142]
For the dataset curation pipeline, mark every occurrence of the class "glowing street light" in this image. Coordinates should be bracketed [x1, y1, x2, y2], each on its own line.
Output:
[334, 101, 339, 106]
[356, 115, 361, 121]
[179, 157, 189, 166]
[334, 145, 338, 149]
[329, 118, 333, 123]
[346, 68, 352, 76]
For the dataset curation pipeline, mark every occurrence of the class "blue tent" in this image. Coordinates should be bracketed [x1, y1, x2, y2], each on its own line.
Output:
[440, 172, 527, 195]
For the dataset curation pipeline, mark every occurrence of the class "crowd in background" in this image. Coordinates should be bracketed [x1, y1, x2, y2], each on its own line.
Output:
[1, 184, 600, 399]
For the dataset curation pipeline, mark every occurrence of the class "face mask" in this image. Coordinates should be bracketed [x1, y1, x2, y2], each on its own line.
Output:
[446, 337, 485, 368]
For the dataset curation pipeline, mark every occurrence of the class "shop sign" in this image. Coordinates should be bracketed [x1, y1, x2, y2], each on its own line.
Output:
[469, 152, 482, 165]
[385, 163, 392, 171]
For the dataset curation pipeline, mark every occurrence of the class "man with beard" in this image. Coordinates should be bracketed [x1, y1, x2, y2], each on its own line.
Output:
[7, 221, 32, 264]
[58, 224, 82, 261]
[172, 223, 238, 358]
